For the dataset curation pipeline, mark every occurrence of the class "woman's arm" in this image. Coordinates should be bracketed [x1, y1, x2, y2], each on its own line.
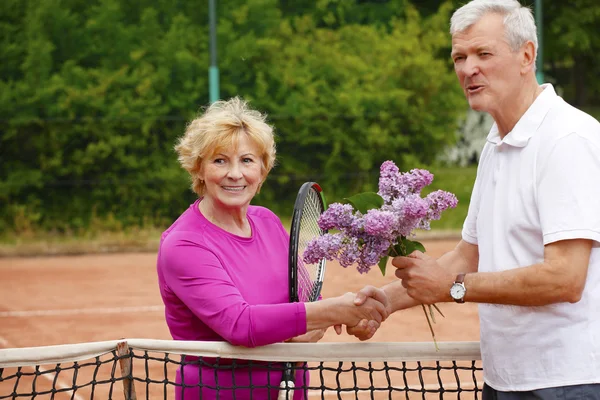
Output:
[161, 241, 306, 348]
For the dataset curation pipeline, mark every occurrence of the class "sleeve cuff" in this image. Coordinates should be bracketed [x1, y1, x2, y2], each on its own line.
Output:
[462, 230, 478, 245]
[543, 229, 600, 246]
[295, 302, 308, 335]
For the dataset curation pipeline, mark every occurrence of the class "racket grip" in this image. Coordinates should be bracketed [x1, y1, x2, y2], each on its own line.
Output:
[278, 380, 295, 400]
[279, 361, 294, 400]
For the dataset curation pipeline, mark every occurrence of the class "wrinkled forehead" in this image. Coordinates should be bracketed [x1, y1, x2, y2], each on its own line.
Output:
[451, 17, 511, 55]
[452, 13, 506, 44]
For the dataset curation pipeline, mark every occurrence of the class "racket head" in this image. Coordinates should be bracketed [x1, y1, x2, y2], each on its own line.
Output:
[288, 182, 327, 303]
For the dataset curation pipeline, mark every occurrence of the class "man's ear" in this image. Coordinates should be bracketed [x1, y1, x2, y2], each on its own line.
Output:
[521, 41, 536, 74]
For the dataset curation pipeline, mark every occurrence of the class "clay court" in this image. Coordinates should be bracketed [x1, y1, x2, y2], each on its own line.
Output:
[0, 239, 481, 398]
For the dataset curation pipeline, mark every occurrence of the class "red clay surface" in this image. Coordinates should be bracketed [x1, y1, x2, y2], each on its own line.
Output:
[0, 240, 481, 399]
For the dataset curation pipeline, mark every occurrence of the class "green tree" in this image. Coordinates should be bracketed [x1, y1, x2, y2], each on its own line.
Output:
[249, 3, 464, 211]
[543, 0, 600, 110]
[0, 0, 467, 232]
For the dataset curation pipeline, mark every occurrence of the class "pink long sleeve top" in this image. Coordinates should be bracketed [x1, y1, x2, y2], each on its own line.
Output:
[156, 199, 308, 399]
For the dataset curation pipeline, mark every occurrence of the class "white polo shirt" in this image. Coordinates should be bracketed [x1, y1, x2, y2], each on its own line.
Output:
[462, 84, 600, 391]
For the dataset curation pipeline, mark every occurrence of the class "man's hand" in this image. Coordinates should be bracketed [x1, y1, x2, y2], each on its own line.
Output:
[334, 285, 392, 340]
[341, 291, 389, 324]
[305, 291, 389, 333]
[392, 251, 454, 304]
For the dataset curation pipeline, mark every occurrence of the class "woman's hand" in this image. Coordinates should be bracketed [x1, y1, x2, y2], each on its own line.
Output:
[305, 292, 388, 335]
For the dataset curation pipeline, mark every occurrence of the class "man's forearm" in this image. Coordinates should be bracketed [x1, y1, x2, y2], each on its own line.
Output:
[464, 262, 584, 306]
[437, 241, 479, 276]
[382, 280, 419, 312]
[461, 239, 591, 306]
[385, 242, 479, 312]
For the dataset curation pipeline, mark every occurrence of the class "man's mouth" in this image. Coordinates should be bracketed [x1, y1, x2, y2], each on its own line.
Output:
[466, 84, 484, 94]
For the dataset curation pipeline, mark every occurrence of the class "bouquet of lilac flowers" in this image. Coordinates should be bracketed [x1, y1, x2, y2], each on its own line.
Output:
[303, 160, 458, 348]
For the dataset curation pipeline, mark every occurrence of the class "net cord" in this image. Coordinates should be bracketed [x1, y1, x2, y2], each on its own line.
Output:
[0, 340, 481, 368]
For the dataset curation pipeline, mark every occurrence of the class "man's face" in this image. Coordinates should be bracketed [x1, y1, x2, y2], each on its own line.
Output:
[451, 13, 524, 114]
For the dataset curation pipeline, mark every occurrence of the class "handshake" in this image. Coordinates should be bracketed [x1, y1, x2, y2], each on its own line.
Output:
[332, 286, 392, 341]
[302, 285, 393, 343]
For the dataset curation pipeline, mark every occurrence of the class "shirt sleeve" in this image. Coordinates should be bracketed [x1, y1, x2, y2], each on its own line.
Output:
[160, 237, 307, 347]
[538, 132, 600, 245]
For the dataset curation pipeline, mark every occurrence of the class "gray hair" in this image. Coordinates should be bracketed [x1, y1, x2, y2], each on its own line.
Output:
[450, 0, 538, 58]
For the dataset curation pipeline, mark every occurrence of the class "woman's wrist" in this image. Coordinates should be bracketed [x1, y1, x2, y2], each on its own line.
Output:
[305, 298, 340, 330]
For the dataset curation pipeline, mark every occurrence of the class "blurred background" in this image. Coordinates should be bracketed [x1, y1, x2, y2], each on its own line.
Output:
[1, 0, 599, 255]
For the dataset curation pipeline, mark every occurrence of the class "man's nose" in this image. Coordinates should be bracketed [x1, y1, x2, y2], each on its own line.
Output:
[462, 56, 480, 77]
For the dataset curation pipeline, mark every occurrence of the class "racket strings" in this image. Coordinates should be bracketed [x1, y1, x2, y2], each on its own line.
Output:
[297, 188, 325, 302]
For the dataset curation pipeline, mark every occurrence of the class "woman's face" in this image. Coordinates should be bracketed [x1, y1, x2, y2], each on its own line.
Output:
[199, 135, 264, 212]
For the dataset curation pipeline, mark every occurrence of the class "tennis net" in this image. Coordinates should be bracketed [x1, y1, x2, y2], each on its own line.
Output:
[0, 339, 482, 399]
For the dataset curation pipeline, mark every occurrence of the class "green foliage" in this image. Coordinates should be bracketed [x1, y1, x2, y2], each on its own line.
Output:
[1, 0, 466, 234]
[342, 192, 384, 214]
[250, 2, 464, 213]
[378, 237, 425, 275]
[5, 0, 595, 236]
[543, 0, 600, 107]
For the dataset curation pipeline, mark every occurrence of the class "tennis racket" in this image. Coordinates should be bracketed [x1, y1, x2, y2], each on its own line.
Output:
[278, 182, 327, 400]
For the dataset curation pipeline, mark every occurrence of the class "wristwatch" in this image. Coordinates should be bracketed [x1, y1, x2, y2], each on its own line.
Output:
[450, 273, 467, 303]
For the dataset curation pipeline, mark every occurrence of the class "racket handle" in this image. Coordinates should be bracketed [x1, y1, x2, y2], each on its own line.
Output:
[279, 361, 294, 400]
[278, 380, 295, 400]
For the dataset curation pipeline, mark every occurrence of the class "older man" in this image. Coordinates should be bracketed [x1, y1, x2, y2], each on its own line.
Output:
[351, 0, 600, 398]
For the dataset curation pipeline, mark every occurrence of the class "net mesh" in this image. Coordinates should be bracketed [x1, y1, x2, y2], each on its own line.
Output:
[0, 340, 483, 399]
[297, 187, 326, 303]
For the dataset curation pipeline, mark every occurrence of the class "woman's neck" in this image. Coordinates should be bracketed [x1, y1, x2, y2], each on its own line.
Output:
[198, 198, 252, 238]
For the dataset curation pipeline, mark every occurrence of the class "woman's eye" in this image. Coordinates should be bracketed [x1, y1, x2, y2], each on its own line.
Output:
[242, 157, 254, 163]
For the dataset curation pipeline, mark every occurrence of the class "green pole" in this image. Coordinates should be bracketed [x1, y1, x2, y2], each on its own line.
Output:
[209, 0, 220, 103]
[535, 0, 544, 83]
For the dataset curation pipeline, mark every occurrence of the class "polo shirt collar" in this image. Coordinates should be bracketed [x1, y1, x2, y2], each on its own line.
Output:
[486, 83, 557, 147]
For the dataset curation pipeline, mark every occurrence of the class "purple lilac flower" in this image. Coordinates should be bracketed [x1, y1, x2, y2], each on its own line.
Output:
[348, 214, 367, 238]
[403, 169, 434, 194]
[338, 237, 360, 268]
[363, 209, 398, 241]
[378, 161, 407, 203]
[425, 190, 459, 220]
[399, 194, 429, 219]
[417, 219, 431, 231]
[302, 233, 344, 264]
[356, 237, 393, 274]
[318, 203, 355, 231]
[388, 195, 428, 237]
[304, 160, 457, 274]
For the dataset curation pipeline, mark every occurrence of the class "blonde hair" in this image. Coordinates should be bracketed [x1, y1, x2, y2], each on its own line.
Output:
[175, 97, 276, 196]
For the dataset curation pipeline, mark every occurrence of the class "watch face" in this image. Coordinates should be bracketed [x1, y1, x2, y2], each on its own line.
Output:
[450, 283, 466, 299]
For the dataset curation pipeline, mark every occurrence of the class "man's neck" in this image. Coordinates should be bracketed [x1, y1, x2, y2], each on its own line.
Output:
[492, 81, 544, 138]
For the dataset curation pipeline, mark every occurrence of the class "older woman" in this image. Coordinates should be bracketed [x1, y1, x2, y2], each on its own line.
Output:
[156, 97, 387, 399]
